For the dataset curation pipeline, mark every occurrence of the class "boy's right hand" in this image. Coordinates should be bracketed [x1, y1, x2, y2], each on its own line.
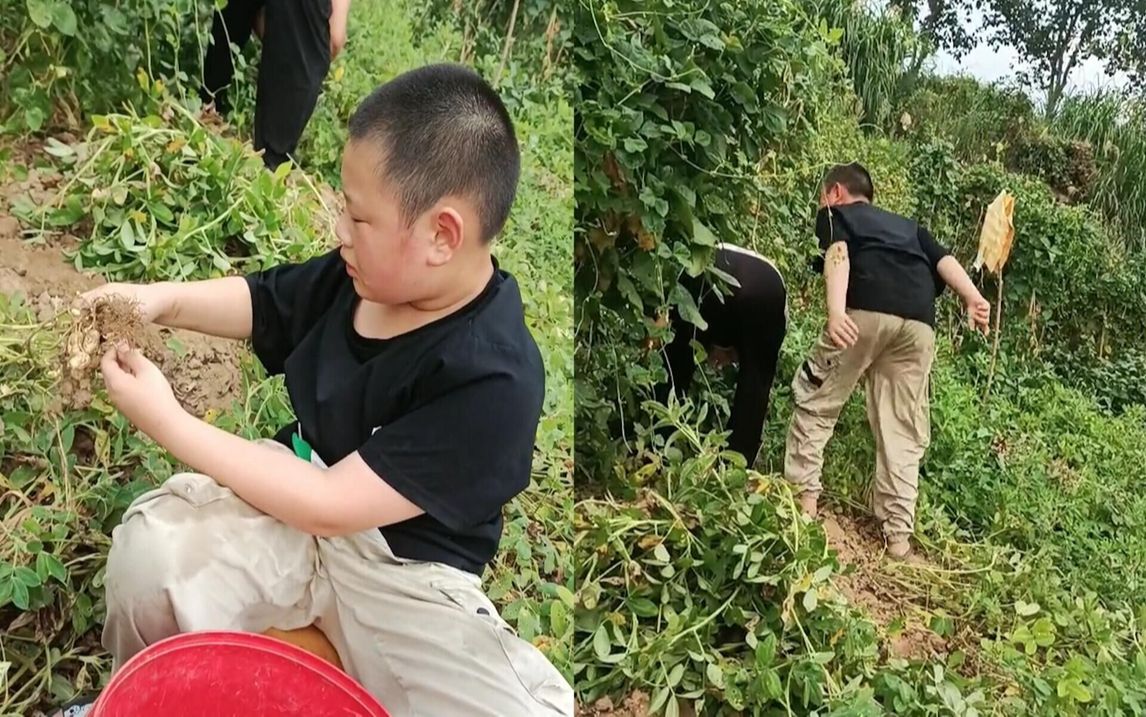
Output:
[966, 294, 991, 335]
[827, 311, 859, 349]
[76, 283, 169, 324]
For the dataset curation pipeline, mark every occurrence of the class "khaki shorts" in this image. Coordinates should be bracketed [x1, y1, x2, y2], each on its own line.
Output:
[101, 443, 573, 716]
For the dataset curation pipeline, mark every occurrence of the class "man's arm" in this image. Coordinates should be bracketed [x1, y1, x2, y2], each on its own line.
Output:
[937, 255, 991, 333]
[824, 241, 859, 347]
[825, 241, 849, 318]
[156, 411, 423, 536]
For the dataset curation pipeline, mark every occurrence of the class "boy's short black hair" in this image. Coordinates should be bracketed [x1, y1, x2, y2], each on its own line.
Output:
[823, 162, 874, 201]
[348, 63, 520, 243]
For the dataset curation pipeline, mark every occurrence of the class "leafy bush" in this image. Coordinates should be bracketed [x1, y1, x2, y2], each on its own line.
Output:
[575, 447, 990, 716]
[899, 75, 1036, 162]
[1008, 131, 1099, 203]
[0, 0, 209, 133]
[13, 90, 329, 282]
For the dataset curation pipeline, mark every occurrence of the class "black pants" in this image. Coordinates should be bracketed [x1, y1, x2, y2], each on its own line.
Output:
[201, 0, 332, 170]
[655, 249, 787, 465]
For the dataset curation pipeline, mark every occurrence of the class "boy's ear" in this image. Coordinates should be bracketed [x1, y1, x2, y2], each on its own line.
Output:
[429, 205, 465, 257]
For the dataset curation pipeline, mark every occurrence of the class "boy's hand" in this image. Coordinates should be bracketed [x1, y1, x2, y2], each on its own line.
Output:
[101, 344, 183, 438]
[966, 294, 991, 335]
[827, 311, 859, 349]
[330, 0, 350, 59]
[77, 283, 169, 324]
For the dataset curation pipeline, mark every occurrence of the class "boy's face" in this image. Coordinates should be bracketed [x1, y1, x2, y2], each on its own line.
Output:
[336, 139, 468, 306]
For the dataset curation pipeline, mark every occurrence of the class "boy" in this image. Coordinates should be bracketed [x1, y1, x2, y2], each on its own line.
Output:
[62, 64, 571, 716]
[655, 243, 787, 465]
[784, 163, 990, 558]
[200, 0, 351, 169]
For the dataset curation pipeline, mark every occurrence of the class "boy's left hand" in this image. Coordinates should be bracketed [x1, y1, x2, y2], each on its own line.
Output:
[100, 344, 183, 437]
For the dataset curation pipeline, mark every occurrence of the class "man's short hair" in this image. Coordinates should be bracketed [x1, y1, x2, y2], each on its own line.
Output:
[348, 64, 520, 243]
[822, 162, 874, 201]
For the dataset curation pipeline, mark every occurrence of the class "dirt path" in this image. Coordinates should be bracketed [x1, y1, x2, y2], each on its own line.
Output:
[0, 211, 245, 418]
[821, 509, 949, 661]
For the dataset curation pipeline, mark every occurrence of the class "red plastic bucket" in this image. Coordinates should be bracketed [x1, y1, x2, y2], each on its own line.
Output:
[89, 631, 391, 716]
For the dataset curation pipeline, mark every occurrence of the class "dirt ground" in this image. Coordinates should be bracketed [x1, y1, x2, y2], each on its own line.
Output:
[0, 202, 244, 418]
[820, 509, 949, 661]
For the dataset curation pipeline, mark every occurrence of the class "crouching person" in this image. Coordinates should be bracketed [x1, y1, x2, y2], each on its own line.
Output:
[61, 65, 572, 717]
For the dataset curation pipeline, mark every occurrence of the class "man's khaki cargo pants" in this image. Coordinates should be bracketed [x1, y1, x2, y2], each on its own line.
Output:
[784, 309, 935, 539]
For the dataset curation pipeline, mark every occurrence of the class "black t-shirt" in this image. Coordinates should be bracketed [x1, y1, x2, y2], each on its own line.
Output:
[814, 202, 950, 326]
[244, 249, 545, 575]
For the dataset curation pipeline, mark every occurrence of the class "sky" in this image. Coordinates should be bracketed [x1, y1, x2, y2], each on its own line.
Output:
[926, 6, 1131, 105]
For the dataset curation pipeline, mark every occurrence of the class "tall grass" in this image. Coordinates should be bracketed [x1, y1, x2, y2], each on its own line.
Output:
[904, 75, 1036, 162]
[1050, 91, 1146, 251]
[806, 0, 925, 131]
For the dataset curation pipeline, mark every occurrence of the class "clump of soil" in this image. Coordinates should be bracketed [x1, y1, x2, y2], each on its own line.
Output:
[58, 294, 158, 408]
[577, 692, 651, 717]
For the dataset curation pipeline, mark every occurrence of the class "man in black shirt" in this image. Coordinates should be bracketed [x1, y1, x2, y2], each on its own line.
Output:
[656, 244, 787, 466]
[71, 65, 571, 716]
[784, 163, 990, 559]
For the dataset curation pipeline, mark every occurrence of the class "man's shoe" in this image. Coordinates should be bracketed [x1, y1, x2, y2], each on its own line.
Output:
[798, 493, 818, 518]
[886, 536, 912, 559]
[49, 694, 98, 717]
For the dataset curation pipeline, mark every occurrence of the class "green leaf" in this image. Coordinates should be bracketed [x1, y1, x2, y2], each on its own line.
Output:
[24, 107, 46, 132]
[554, 585, 574, 608]
[629, 597, 659, 618]
[14, 566, 40, 587]
[670, 285, 707, 331]
[101, 6, 129, 34]
[1057, 678, 1092, 703]
[691, 218, 718, 247]
[689, 77, 715, 100]
[706, 662, 724, 689]
[1015, 600, 1040, 616]
[51, 2, 77, 35]
[119, 219, 136, 250]
[616, 274, 641, 310]
[665, 696, 680, 717]
[26, 0, 52, 28]
[11, 581, 29, 610]
[756, 632, 777, 667]
[760, 668, 783, 699]
[36, 552, 66, 584]
[592, 623, 611, 661]
[623, 137, 648, 153]
[653, 543, 670, 562]
[667, 662, 685, 688]
[803, 588, 818, 612]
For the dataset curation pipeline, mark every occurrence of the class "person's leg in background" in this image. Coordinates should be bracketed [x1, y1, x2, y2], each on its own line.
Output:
[724, 280, 787, 466]
[255, 0, 333, 169]
[865, 319, 935, 557]
[201, 0, 265, 115]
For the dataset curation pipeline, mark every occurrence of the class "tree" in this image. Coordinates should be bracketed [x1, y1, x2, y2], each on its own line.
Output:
[979, 0, 1146, 116]
[889, 0, 974, 67]
[895, 0, 1145, 116]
